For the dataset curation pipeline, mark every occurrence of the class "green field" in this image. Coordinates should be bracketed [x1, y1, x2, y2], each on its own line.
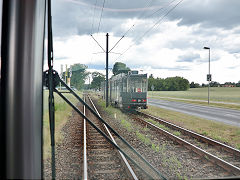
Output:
[43, 90, 81, 159]
[148, 87, 240, 109]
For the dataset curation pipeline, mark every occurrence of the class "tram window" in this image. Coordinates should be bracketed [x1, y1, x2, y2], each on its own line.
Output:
[129, 78, 146, 92]
[122, 78, 127, 92]
[142, 78, 147, 92]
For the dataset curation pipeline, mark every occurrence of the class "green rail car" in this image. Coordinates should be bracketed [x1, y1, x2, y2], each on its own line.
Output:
[101, 71, 148, 109]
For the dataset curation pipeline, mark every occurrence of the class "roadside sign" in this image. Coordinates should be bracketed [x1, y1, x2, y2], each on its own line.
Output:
[207, 74, 212, 81]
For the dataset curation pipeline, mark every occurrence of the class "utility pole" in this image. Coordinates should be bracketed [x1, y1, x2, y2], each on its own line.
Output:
[106, 33, 109, 107]
[208, 48, 210, 104]
[90, 33, 123, 107]
[204, 47, 211, 104]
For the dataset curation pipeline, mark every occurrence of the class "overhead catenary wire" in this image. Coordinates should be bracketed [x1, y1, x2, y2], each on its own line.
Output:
[97, 0, 106, 34]
[90, 34, 105, 52]
[108, 0, 156, 54]
[115, 0, 184, 61]
[119, 0, 176, 39]
[91, 0, 105, 61]
[91, 0, 181, 62]
[90, 0, 98, 34]
[143, 0, 176, 19]
[90, 0, 98, 62]
[137, 0, 183, 42]
[109, 0, 177, 56]
[91, 0, 165, 59]
[136, 0, 154, 20]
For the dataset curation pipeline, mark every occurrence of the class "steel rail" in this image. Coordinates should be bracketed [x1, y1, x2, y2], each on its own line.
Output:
[55, 89, 163, 179]
[87, 95, 138, 180]
[83, 96, 87, 180]
[137, 111, 240, 157]
[57, 78, 166, 179]
[132, 115, 240, 175]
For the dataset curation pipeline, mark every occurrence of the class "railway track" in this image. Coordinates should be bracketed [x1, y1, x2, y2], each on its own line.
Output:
[81, 94, 138, 179]
[132, 110, 240, 176]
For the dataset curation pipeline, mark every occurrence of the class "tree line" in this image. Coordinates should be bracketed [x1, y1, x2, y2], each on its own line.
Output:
[63, 63, 240, 91]
[61, 62, 131, 90]
[191, 81, 240, 88]
[148, 75, 189, 91]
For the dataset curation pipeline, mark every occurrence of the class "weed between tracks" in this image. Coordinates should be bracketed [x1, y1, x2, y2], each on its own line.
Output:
[145, 118, 181, 137]
[97, 98, 184, 178]
[98, 99, 161, 153]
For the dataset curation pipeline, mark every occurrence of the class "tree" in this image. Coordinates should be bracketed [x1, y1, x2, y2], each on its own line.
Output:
[91, 72, 105, 90]
[149, 74, 154, 79]
[70, 63, 89, 90]
[236, 81, 240, 87]
[190, 82, 200, 88]
[210, 81, 220, 87]
[112, 62, 130, 75]
[190, 82, 195, 88]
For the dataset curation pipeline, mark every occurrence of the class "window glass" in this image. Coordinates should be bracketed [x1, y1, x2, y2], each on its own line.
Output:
[129, 77, 147, 92]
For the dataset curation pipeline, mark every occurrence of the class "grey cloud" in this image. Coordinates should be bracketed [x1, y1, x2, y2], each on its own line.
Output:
[167, 38, 203, 50]
[154, 65, 191, 71]
[55, 56, 69, 60]
[227, 64, 240, 69]
[233, 28, 240, 34]
[233, 53, 240, 59]
[177, 53, 200, 62]
[127, 61, 191, 71]
[197, 54, 220, 64]
[53, 0, 240, 38]
[169, 0, 240, 29]
[52, 0, 240, 59]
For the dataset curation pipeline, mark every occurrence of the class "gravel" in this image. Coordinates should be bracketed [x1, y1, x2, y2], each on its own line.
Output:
[44, 105, 83, 179]
[93, 98, 231, 179]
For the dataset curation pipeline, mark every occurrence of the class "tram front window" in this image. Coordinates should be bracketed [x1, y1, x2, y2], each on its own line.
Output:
[129, 77, 147, 92]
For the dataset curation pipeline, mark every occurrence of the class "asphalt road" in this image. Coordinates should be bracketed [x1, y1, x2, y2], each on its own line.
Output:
[148, 98, 240, 127]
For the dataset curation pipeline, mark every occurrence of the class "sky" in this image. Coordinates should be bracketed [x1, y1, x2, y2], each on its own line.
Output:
[48, 0, 240, 84]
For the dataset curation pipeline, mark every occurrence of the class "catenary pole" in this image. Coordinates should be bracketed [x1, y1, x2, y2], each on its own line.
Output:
[106, 33, 109, 107]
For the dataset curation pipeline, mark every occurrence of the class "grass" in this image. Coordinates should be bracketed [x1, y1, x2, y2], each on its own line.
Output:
[148, 87, 240, 110]
[141, 105, 240, 150]
[146, 118, 181, 136]
[121, 119, 133, 132]
[172, 131, 181, 136]
[43, 90, 81, 160]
